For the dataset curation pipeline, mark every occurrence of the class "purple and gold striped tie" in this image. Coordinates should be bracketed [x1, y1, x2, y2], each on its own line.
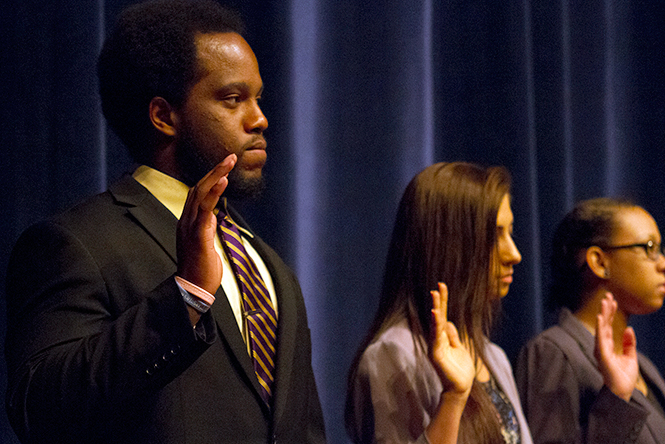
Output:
[218, 209, 277, 405]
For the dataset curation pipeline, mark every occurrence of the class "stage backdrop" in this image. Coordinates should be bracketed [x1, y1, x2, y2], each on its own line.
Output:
[2, 1, 664, 443]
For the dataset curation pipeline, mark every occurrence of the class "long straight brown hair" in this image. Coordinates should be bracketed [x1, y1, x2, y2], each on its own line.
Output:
[346, 162, 511, 444]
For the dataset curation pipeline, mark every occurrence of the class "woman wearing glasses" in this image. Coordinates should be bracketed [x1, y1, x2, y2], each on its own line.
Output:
[517, 197, 665, 444]
[346, 162, 532, 444]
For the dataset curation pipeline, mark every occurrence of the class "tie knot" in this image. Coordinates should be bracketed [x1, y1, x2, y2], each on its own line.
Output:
[217, 207, 234, 228]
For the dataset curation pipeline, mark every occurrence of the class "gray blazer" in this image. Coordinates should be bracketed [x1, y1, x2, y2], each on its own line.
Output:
[516, 308, 665, 444]
[347, 318, 533, 444]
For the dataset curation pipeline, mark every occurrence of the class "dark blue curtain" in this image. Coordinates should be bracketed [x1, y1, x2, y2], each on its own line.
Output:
[2, 1, 665, 443]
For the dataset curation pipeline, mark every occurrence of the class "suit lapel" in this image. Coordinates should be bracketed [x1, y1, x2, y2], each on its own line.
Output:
[558, 308, 598, 365]
[637, 356, 665, 440]
[109, 175, 178, 263]
[209, 286, 267, 410]
[110, 177, 267, 411]
[640, 356, 665, 402]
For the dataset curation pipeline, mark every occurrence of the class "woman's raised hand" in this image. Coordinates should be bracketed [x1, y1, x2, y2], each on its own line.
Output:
[594, 292, 639, 402]
[429, 282, 475, 397]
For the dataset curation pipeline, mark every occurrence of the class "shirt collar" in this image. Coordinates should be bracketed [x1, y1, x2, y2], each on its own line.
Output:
[132, 165, 189, 219]
[131, 165, 254, 239]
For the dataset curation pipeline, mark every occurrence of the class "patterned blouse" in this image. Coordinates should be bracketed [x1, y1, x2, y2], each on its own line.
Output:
[483, 374, 521, 444]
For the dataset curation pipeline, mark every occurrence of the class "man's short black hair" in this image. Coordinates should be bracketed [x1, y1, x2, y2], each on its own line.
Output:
[98, 0, 244, 164]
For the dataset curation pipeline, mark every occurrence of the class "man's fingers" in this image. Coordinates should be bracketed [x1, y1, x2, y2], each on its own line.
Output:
[198, 176, 228, 213]
[181, 154, 237, 222]
[200, 154, 237, 186]
[194, 155, 236, 207]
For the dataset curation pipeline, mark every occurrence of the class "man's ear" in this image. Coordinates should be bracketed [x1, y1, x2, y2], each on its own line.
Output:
[149, 97, 178, 137]
[586, 246, 610, 279]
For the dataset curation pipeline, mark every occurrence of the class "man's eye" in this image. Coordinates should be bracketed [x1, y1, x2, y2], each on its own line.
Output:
[222, 95, 241, 104]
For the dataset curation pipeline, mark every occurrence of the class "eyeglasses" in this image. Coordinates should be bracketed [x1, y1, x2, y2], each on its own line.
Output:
[601, 240, 664, 261]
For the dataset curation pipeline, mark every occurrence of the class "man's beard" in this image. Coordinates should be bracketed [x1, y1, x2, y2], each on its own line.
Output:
[175, 132, 266, 200]
[225, 166, 266, 200]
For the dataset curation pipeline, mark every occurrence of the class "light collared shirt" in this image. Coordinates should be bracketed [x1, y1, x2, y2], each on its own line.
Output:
[132, 165, 278, 344]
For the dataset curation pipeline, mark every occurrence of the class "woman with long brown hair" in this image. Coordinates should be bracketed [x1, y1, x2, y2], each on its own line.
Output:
[345, 162, 532, 444]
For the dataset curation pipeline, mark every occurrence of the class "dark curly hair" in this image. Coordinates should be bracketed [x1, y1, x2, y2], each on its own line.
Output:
[97, 0, 244, 164]
[549, 197, 637, 312]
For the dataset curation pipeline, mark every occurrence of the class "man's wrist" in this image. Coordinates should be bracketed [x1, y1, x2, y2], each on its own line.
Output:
[175, 276, 216, 313]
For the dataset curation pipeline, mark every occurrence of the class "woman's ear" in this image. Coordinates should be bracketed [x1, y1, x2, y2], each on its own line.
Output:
[149, 97, 178, 137]
[586, 246, 610, 279]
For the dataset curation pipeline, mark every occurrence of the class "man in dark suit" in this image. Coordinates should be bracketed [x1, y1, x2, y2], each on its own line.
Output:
[4, 1, 326, 443]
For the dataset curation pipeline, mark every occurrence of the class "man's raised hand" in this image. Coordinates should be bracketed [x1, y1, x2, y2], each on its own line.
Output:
[176, 154, 237, 295]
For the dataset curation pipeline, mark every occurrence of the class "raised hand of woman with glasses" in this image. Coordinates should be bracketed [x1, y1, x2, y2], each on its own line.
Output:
[594, 292, 639, 402]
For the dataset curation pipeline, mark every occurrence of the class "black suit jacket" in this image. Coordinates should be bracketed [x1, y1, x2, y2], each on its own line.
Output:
[516, 308, 665, 444]
[5, 175, 326, 444]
